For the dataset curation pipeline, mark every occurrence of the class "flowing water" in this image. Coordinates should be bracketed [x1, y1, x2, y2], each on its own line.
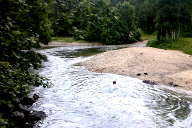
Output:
[33, 45, 192, 128]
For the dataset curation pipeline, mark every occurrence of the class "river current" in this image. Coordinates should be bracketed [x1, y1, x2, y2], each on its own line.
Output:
[33, 45, 192, 128]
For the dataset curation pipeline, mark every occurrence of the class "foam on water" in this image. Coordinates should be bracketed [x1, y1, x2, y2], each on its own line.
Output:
[33, 46, 192, 128]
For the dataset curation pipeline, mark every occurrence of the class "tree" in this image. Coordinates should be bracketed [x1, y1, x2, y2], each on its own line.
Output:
[52, 0, 141, 44]
[117, 1, 141, 42]
[51, 0, 80, 36]
[136, 0, 157, 34]
[156, 0, 192, 40]
[0, 0, 52, 127]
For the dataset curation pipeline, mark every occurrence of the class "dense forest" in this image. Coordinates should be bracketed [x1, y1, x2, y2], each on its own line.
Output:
[0, 0, 192, 127]
[51, 0, 192, 43]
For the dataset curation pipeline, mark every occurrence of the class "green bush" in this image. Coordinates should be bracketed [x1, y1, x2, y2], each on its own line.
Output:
[0, 61, 50, 127]
[147, 38, 192, 55]
[0, 0, 52, 127]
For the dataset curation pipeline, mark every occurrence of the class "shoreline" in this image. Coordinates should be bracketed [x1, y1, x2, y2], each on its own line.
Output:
[41, 40, 148, 47]
[42, 41, 103, 47]
[81, 47, 192, 92]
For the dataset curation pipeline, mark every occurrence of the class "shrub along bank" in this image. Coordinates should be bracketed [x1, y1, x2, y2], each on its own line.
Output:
[0, 0, 52, 127]
[147, 38, 192, 55]
[0, 54, 49, 128]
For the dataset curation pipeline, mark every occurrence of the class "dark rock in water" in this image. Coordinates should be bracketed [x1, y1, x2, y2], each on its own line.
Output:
[15, 98, 20, 104]
[173, 84, 179, 87]
[144, 73, 148, 75]
[168, 82, 174, 85]
[168, 82, 179, 87]
[33, 94, 39, 101]
[18, 104, 31, 114]
[143, 80, 150, 84]
[136, 73, 141, 76]
[12, 95, 42, 128]
[20, 97, 35, 106]
[12, 111, 25, 120]
[14, 105, 45, 128]
[24, 122, 35, 128]
[27, 111, 46, 122]
[24, 122, 34, 128]
[113, 81, 116, 84]
[143, 80, 157, 85]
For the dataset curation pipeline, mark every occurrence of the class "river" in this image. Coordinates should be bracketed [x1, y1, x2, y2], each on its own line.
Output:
[33, 45, 192, 128]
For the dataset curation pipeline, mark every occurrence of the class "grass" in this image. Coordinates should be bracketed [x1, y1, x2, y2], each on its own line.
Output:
[52, 37, 88, 43]
[141, 33, 156, 41]
[147, 37, 192, 55]
[141, 32, 192, 55]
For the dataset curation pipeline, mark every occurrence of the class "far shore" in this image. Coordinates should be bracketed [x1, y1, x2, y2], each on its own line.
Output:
[41, 40, 148, 47]
[44, 41, 103, 47]
[81, 46, 192, 92]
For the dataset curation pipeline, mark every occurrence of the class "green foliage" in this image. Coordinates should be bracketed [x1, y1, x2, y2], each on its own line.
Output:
[0, 61, 50, 127]
[0, 51, 50, 127]
[18, 51, 47, 70]
[130, 0, 192, 40]
[52, 36, 88, 43]
[147, 38, 192, 54]
[51, 0, 80, 36]
[141, 32, 156, 40]
[156, 0, 192, 41]
[117, 1, 141, 42]
[0, 0, 52, 127]
[52, 0, 141, 44]
[51, 0, 192, 43]
[136, 0, 157, 34]
[0, 0, 52, 53]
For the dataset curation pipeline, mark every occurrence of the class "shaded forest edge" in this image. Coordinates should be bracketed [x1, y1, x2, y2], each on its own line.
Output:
[147, 38, 192, 55]
[51, 0, 192, 44]
[0, 0, 52, 127]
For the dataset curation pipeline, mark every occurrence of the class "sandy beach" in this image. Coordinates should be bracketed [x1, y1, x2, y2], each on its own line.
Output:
[81, 47, 192, 91]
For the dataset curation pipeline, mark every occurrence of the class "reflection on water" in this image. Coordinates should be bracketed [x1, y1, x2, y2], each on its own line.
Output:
[33, 45, 192, 128]
[51, 45, 137, 58]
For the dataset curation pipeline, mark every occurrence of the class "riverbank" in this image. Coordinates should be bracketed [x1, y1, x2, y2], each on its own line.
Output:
[45, 41, 103, 47]
[0, 52, 48, 128]
[45, 37, 103, 47]
[43, 39, 148, 47]
[147, 38, 192, 55]
[81, 47, 192, 91]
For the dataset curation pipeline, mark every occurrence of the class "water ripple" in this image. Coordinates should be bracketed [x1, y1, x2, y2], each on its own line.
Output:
[33, 46, 192, 128]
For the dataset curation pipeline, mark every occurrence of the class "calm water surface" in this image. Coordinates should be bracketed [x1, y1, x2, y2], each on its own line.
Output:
[33, 45, 192, 128]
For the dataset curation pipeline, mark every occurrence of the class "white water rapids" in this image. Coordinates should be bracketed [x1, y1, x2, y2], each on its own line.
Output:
[33, 46, 192, 128]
